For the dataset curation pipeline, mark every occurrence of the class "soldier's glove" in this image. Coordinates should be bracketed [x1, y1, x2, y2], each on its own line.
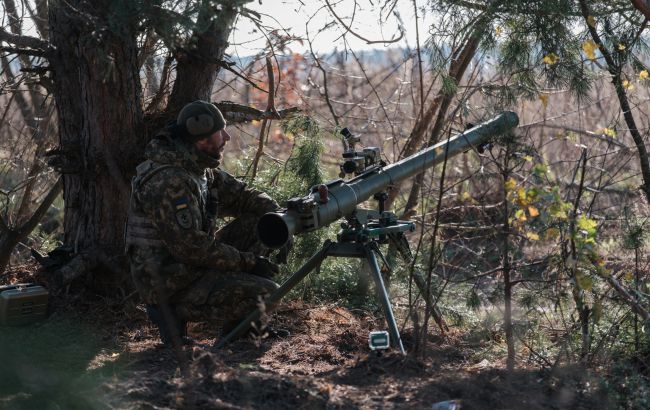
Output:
[252, 256, 279, 279]
[273, 237, 294, 265]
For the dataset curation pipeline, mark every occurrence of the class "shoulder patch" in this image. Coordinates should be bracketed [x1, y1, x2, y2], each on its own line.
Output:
[175, 208, 193, 229]
[174, 196, 189, 210]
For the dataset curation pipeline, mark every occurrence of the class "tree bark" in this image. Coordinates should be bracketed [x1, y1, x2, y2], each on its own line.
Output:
[167, 2, 238, 113]
[47, 1, 144, 287]
[501, 156, 516, 372]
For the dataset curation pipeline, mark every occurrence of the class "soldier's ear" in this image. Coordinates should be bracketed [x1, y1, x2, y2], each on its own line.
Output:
[186, 114, 215, 137]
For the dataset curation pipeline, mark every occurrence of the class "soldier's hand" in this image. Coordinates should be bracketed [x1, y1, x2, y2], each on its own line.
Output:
[252, 256, 279, 278]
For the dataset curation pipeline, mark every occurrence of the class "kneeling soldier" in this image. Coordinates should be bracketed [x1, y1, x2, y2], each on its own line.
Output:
[125, 100, 281, 345]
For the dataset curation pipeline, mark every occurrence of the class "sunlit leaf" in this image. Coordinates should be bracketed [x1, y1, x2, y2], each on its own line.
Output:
[526, 231, 540, 241]
[587, 15, 597, 28]
[639, 70, 649, 80]
[582, 40, 598, 60]
[577, 215, 597, 236]
[542, 52, 559, 65]
[515, 209, 527, 222]
[601, 128, 616, 138]
[528, 206, 540, 218]
[545, 227, 560, 240]
[517, 187, 528, 206]
[505, 178, 517, 192]
[538, 94, 549, 108]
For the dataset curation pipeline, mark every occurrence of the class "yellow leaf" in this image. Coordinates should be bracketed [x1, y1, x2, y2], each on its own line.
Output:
[618, 43, 626, 51]
[252, 120, 260, 125]
[582, 40, 598, 61]
[516, 187, 528, 206]
[545, 227, 560, 240]
[623, 79, 634, 90]
[526, 231, 540, 241]
[495, 26, 503, 36]
[601, 128, 616, 138]
[523, 155, 534, 162]
[640, 70, 649, 80]
[587, 15, 597, 28]
[528, 206, 540, 218]
[624, 271, 634, 281]
[515, 209, 527, 222]
[539, 93, 549, 108]
[542, 52, 559, 65]
[505, 178, 517, 192]
[461, 191, 471, 201]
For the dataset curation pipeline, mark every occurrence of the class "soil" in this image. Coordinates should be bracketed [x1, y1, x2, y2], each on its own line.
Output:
[1, 263, 614, 410]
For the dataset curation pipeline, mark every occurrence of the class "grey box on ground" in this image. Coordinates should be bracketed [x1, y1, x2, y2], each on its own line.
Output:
[0, 283, 48, 325]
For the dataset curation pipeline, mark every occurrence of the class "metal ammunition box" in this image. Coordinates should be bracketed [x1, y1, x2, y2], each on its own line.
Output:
[0, 283, 49, 325]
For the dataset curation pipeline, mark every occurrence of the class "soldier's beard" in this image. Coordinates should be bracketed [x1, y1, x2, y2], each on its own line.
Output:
[204, 144, 225, 160]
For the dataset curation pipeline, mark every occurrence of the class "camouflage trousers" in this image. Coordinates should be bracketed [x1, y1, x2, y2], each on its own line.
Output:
[130, 213, 279, 327]
[175, 213, 278, 326]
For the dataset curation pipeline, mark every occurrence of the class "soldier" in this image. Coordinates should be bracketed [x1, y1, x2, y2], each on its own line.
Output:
[125, 100, 284, 345]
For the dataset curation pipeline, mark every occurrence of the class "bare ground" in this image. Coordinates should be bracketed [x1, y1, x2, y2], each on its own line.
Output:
[1, 263, 613, 410]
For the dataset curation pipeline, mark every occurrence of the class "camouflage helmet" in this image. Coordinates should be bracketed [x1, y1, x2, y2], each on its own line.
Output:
[177, 100, 226, 140]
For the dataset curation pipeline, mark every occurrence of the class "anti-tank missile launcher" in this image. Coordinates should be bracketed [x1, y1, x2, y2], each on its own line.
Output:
[258, 111, 520, 249]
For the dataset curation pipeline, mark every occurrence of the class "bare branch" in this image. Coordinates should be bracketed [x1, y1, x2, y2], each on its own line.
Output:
[214, 101, 299, 123]
[16, 178, 62, 239]
[0, 27, 50, 51]
[249, 57, 276, 181]
[324, 0, 404, 45]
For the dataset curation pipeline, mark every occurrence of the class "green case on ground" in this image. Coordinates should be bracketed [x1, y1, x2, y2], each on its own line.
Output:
[0, 283, 49, 325]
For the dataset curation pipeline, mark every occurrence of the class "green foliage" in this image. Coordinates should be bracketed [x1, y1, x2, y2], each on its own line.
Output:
[242, 115, 377, 305]
[622, 207, 647, 250]
[602, 357, 650, 409]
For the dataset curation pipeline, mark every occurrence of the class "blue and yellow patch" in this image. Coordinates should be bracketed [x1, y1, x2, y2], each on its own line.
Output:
[174, 197, 189, 210]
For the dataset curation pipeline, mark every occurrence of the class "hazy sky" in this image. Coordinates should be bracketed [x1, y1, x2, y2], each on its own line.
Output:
[227, 0, 422, 56]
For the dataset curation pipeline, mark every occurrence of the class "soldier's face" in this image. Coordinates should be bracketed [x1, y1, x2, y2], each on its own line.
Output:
[195, 128, 231, 160]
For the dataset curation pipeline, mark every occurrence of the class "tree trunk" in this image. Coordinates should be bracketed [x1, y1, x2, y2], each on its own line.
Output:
[0, 230, 19, 272]
[501, 164, 516, 372]
[44, 1, 240, 291]
[48, 1, 144, 289]
[167, 3, 238, 113]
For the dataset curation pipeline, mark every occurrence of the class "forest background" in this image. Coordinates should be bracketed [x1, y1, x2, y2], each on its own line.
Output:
[2, 0, 650, 408]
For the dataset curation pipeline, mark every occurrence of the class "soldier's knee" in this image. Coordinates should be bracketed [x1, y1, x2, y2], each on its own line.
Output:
[260, 277, 279, 294]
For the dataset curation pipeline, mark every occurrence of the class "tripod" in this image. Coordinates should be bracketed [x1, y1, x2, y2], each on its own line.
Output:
[214, 214, 413, 355]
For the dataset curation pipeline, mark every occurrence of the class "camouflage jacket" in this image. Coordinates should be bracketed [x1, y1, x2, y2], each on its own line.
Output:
[125, 129, 278, 303]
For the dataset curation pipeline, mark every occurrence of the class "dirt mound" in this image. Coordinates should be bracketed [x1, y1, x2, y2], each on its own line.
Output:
[1, 267, 615, 409]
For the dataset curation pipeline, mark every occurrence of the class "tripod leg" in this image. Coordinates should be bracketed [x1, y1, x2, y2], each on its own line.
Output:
[214, 240, 334, 349]
[365, 247, 406, 355]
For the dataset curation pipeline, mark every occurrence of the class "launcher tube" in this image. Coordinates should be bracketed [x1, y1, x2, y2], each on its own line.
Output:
[258, 111, 519, 248]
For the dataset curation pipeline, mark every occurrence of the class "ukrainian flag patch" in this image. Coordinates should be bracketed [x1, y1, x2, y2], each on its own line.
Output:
[174, 197, 189, 210]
